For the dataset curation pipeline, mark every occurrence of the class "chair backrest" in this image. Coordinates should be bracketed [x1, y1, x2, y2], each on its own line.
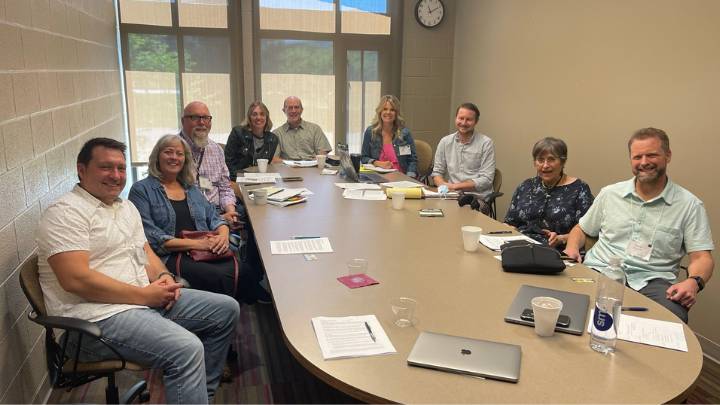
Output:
[414, 139, 433, 177]
[493, 168, 503, 194]
[18, 253, 47, 317]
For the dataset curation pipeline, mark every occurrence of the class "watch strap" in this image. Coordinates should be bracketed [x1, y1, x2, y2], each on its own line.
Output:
[690, 276, 705, 292]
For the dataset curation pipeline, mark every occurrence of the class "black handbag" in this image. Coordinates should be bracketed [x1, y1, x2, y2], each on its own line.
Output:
[500, 240, 566, 274]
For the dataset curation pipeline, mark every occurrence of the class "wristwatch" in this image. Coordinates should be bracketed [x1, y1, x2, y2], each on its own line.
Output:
[690, 276, 705, 292]
[157, 271, 176, 282]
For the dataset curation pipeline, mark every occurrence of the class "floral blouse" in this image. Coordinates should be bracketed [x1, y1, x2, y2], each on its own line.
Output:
[504, 177, 594, 245]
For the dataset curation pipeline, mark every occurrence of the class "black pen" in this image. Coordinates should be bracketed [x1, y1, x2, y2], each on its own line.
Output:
[621, 306, 648, 311]
[364, 322, 376, 342]
[488, 231, 512, 235]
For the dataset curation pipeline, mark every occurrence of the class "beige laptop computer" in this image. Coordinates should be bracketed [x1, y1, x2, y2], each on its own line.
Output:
[407, 331, 522, 383]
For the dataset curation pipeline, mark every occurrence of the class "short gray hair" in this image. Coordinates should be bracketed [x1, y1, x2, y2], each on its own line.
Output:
[532, 137, 568, 163]
[147, 134, 196, 186]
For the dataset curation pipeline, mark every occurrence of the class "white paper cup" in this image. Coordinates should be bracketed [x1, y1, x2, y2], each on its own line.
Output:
[461, 226, 483, 252]
[253, 189, 268, 205]
[531, 296, 563, 337]
[391, 297, 417, 327]
[257, 159, 269, 173]
[316, 154, 327, 169]
[391, 192, 406, 210]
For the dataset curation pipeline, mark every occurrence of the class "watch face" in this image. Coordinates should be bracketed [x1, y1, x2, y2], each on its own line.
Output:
[416, 0, 444, 28]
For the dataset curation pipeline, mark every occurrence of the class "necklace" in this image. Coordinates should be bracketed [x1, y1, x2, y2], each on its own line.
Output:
[541, 173, 564, 194]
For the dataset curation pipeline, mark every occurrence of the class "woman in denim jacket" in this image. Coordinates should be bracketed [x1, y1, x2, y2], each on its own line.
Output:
[129, 134, 239, 298]
[360, 95, 418, 177]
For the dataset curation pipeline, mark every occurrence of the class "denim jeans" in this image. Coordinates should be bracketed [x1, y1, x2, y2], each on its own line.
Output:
[74, 289, 239, 404]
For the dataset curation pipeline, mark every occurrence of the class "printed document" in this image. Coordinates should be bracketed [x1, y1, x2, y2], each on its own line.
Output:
[380, 180, 424, 188]
[342, 189, 387, 200]
[587, 313, 688, 352]
[283, 160, 317, 167]
[311, 315, 396, 359]
[478, 234, 539, 251]
[334, 183, 382, 190]
[270, 237, 333, 255]
[361, 164, 397, 173]
[236, 176, 278, 184]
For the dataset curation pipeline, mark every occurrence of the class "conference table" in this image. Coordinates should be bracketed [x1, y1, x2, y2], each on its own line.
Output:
[237, 164, 702, 404]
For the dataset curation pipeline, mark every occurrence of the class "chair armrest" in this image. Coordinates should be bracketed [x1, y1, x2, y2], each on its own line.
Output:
[29, 313, 102, 338]
[483, 191, 504, 203]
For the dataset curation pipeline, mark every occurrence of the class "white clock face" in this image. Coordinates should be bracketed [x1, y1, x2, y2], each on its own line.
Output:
[416, 0, 444, 28]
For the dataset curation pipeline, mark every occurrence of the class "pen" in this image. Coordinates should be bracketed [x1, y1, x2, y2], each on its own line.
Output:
[621, 306, 648, 311]
[364, 322, 376, 342]
[293, 236, 321, 239]
[488, 231, 512, 235]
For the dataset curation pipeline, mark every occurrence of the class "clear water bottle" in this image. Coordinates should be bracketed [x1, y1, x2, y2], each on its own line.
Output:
[590, 257, 626, 354]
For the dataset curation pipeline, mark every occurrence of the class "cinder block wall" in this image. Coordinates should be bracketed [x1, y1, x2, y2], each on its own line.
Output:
[0, 0, 124, 402]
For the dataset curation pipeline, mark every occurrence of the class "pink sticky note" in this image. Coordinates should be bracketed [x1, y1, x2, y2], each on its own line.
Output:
[337, 273, 379, 289]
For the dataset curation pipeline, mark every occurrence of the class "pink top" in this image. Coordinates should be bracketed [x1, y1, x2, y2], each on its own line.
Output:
[379, 143, 401, 171]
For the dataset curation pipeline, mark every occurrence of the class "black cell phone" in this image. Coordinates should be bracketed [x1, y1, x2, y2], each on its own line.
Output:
[282, 176, 303, 182]
[521, 308, 571, 327]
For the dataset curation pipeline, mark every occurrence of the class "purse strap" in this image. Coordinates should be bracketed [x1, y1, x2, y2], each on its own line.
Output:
[175, 252, 240, 297]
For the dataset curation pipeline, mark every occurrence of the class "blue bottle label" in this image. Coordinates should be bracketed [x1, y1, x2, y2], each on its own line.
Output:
[593, 305, 614, 332]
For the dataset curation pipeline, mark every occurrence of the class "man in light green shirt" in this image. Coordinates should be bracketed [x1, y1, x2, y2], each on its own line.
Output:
[565, 128, 714, 322]
[274, 96, 332, 160]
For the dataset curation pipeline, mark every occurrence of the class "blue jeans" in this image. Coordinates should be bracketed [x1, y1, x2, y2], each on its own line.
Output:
[74, 289, 239, 404]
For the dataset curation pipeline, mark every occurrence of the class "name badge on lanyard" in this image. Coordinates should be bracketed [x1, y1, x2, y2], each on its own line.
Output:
[399, 145, 411, 156]
[199, 176, 213, 190]
[626, 239, 653, 261]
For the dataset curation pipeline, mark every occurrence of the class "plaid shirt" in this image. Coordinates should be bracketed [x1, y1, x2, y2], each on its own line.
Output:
[179, 132, 236, 210]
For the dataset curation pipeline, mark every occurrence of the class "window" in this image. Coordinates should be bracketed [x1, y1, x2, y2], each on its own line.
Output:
[118, 0, 239, 164]
[256, 0, 402, 153]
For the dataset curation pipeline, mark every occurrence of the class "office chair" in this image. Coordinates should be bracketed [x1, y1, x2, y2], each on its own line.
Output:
[18, 253, 149, 404]
[457, 168, 504, 219]
[414, 139, 434, 185]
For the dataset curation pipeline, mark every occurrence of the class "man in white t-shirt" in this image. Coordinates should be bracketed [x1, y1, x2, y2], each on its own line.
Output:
[37, 137, 239, 404]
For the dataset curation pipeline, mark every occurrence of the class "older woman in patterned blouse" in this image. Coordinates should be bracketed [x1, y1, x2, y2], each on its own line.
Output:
[504, 137, 594, 248]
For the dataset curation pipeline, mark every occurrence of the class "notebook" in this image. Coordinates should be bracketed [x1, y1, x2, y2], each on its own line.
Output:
[338, 150, 387, 184]
[407, 331, 521, 383]
[504, 285, 590, 335]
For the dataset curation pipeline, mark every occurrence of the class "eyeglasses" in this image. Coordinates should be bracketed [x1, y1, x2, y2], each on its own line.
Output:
[535, 156, 560, 165]
[184, 115, 213, 122]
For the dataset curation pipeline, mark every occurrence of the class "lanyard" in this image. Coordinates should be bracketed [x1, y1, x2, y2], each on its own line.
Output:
[628, 197, 666, 247]
[194, 148, 205, 183]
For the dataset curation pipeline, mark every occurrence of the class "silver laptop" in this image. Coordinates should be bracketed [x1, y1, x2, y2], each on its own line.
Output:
[407, 331, 521, 383]
[504, 284, 590, 335]
[338, 149, 386, 183]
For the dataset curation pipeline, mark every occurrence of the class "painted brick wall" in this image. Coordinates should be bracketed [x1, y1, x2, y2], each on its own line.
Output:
[0, 0, 123, 402]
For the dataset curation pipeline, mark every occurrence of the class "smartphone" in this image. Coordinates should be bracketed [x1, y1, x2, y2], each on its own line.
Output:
[521, 308, 571, 327]
[282, 176, 303, 182]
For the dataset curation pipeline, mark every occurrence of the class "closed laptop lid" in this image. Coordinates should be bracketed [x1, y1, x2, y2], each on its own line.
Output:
[504, 284, 590, 335]
[407, 331, 521, 383]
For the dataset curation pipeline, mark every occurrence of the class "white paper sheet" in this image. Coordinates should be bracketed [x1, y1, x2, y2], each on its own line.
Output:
[361, 164, 397, 173]
[586, 313, 688, 352]
[334, 183, 382, 190]
[270, 237, 333, 254]
[478, 234, 540, 251]
[311, 315, 396, 360]
[283, 160, 318, 167]
[235, 176, 278, 184]
[243, 172, 282, 179]
[380, 180, 425, 188]
[342, 189, 387, 200]
[322, 168, 338, 175]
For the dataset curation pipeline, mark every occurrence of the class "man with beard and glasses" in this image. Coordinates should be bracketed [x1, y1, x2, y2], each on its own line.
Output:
[564, 128, 714, 322]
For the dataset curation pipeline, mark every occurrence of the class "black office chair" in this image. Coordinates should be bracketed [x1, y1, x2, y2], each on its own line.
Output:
[457, 168, 504, 219]
[18, 253, 149, 404]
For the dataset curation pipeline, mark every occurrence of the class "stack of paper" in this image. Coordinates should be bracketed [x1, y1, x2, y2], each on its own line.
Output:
[236, 173, 280, 184]
[311, 315, 396, 359]
[334, 183, 381, 190]
[270, 237, 333, 254]
[361, 164, 397, 173]
[342, 189, 387, 200]
[586, 314, 688, 352]
[283, 160, 318, 167]
[478, 234, 539, 251]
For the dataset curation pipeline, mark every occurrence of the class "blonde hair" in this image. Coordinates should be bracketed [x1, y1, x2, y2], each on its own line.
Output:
[147, 134, 196, 186]
[240, 101, 273, 132]
[370, 95, 406, 140]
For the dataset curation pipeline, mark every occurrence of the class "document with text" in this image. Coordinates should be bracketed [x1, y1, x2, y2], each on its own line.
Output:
[334, 183, 382, 190]
[342, 189, 387, 200]
[586, 313, 688, 352]
[270, 237, 334, 255]
[311, 315, 396, 360]
[479, 234, 539, 251]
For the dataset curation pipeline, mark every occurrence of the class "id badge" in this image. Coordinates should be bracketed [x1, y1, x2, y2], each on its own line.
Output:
[626, 239, 652, 261]
[199, 176, 213, 190]
[135, 246, 148, 266]
[399, 145, 411, 156]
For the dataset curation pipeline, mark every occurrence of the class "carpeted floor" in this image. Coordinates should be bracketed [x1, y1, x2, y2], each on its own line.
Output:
[48, 302, 720, 404]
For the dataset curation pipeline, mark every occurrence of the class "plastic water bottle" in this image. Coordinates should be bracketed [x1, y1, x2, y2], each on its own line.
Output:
[590, 257, 626, 354]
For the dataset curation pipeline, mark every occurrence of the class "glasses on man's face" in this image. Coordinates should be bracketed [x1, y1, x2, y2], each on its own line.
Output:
[184, 115, 213, 123]
[535, 156, 559, 165]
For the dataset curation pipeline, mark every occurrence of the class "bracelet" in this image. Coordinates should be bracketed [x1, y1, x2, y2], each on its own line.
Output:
[157, 271, 176, 282]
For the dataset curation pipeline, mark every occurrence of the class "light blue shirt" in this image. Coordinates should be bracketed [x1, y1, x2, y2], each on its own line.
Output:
[580, 178, 714, 290]
[430, 130, 496, 199]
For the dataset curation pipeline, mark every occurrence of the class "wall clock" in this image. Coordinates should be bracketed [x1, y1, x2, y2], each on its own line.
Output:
[415, 0, 445, 29]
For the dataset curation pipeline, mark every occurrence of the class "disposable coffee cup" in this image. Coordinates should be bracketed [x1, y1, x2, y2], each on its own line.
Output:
[531, 296, 563, 337]
[461, 226, 483, 252]
[391, 192, 406, 210]
[253, 189, 268, 205]
[257, 159, 269, 173]
[316, 154, 327, 169]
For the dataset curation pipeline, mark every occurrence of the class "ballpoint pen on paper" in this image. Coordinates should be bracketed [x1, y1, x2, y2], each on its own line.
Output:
[364, 322, 376, 342]
[621, 306, 648, 311]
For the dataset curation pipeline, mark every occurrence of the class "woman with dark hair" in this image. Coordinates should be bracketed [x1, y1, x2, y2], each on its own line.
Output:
[360, 95, 418, 177]
[129, 134, 240, 298]
[504, 137, 594, 248]
[224, 101, 281, 179]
